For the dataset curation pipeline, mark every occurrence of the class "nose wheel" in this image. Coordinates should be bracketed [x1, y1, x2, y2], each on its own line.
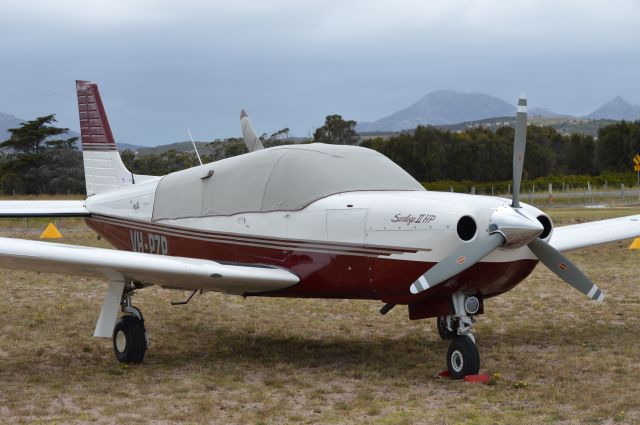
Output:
[447, 335, 480, 379]
[441, 293, 481, 379]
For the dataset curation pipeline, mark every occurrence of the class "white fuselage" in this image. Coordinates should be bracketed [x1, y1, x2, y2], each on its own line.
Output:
[85, 179, 546, 265]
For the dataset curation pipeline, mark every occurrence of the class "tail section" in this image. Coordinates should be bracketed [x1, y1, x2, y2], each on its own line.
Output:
[240, 110, 264, 152]
[76, 80, 133, 196]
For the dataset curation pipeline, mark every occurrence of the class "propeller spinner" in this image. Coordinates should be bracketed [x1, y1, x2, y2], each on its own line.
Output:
[410, 94, 605, 302]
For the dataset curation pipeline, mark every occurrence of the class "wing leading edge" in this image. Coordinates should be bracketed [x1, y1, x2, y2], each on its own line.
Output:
[0, 200, 90, 217]
[0, 236, 299, 295]
[549, 214, 640, 252]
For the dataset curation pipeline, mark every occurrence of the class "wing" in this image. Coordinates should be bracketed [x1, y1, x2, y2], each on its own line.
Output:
[0, 200, 90, 217]
[549, 214, 640, 252]
[0, 236, 299, 295]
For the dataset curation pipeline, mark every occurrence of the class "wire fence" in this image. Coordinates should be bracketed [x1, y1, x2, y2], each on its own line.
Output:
[445, 183, 640, 208]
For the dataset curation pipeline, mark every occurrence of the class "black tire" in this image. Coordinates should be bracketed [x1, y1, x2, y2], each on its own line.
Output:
[113, 315, 147, 364]
[436, 316, 455, 340]
[446, 335, 480, 379]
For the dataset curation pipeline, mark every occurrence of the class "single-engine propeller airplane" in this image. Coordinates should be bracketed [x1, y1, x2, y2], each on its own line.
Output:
[1, 81, 639, 378]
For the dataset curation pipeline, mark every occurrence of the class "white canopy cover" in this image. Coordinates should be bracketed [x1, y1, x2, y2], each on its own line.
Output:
[152, 143, 425, 220]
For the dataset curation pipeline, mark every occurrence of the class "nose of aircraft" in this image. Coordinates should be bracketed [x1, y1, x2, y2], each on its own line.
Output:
[488, 204, 544, 248]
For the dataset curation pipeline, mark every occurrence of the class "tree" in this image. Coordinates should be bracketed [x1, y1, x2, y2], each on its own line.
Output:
[0, 145, 84, 194]
[0, 114, 83, 194]
[269, 127, 290, 141]
[223, 140, 249, 158]
[595, 121, 640, 172]
[313, 115, 358, 145]
[1, 114, 77, 154]
[121, 149, 136, 170]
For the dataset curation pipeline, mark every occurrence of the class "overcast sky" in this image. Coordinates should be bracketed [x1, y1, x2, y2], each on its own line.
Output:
[1, 0, 639, 146]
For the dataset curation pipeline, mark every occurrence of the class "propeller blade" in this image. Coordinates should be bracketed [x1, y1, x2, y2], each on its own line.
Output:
[528, 238, 604, 302]
[240, 110, 264, 152]
[512, 93, 527, 208]
[410, 233, 505, 294]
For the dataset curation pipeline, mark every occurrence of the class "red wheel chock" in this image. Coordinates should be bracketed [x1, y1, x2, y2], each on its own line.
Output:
[436, 370, 491, 384]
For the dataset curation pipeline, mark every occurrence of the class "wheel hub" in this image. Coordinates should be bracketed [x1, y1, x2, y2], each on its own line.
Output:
[451, 350, 464, 373]
[115, 330, 127, 353]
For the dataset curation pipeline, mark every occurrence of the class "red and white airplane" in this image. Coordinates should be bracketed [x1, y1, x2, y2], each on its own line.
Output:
[1, 81, 639, 378]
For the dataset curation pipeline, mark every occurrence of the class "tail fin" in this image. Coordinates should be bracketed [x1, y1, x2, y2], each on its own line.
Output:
[76, 80, 133, 196]
[240, 110, 264, 152]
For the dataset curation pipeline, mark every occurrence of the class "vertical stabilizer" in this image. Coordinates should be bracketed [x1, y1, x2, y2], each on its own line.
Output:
[240, 110, 264, 152]
[76, 80, 133, 196]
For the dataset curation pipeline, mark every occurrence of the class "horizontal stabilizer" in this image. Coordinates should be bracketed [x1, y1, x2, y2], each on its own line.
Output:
[0, 237, 299, 295]
[0, 200, 89, 217]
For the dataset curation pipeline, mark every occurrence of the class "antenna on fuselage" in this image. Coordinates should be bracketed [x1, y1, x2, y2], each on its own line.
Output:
[187, 128, 203, 166]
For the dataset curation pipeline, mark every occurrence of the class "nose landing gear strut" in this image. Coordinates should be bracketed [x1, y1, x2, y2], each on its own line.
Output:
[438, 292, 481, 379]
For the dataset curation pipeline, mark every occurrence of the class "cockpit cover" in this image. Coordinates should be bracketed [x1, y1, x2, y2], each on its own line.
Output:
[152, 143, 425, 220]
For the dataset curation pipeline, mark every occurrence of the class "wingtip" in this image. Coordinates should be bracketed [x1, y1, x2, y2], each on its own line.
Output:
[240, 109, 248, 120]
[409, 284, 419, 295]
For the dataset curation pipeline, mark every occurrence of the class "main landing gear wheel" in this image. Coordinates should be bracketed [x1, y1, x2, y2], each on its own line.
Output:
[436, 316, 455, 340]
[446, 335, 480, 379]
[113, 314, 147, 363]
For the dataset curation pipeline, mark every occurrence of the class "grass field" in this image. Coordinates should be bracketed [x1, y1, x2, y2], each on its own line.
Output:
[1, 207, 640, 424]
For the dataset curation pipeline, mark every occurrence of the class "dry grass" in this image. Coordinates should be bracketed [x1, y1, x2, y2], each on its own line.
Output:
[1, 208, 640, 424]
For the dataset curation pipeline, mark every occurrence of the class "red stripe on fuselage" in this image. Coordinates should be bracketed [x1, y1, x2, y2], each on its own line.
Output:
[84, 215, 538, 303]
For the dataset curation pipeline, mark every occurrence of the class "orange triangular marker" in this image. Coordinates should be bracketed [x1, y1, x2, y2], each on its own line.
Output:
[40, 223, 63, 239]
[629, 238, 640, 250]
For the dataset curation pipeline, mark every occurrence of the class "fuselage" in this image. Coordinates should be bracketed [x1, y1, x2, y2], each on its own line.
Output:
[83, 176, 543, 308]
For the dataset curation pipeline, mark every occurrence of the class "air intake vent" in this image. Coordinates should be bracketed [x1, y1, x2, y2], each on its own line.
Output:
[537, 215, 552, 239]
[457, 216, 477, 241]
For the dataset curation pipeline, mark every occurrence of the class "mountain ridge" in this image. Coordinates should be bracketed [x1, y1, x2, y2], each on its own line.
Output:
[356, 91, 640, 133]
[584, 96, 640, 120]
[0, 112, 25, 141]
[357, 90, 517, 132]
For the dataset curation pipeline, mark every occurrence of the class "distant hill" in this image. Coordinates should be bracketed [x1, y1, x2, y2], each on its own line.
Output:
[357, 90, 518, 132]
[355, 90, 639, 135]
[128, 137, 309, 157]
[117, 143, 149, 153]
[131, 141, 220, 156]
[359, 115, 616, 140]
[438, 115, 616, 137]
[584, 96, 640, 120]
[0, 112, 25, 141]
[529, 107, 568, 118]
